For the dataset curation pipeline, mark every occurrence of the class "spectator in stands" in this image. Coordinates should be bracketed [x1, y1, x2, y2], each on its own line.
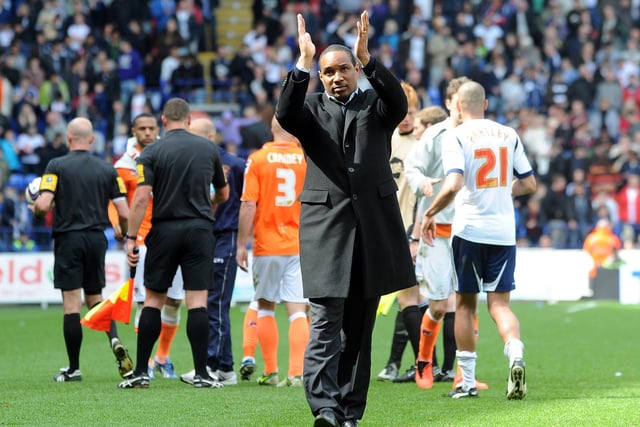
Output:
[150, 0, 177, 33]
[569, 181, 595, 247]
[0, 127, 20, 173]
[16, 124, 44, 174]
[243, 18, 268, 67]
[210, 45, 233, 103]
[117, 39, 143, 105]
[66, 11, 91, 54]
[228, 44, 256, 106]
[11, 230, 36, 251]
[427, 15, 458, 91]
[517, 196, 548, 247]
[13, 2, 37, 48]
[126, 20, 152, 57]
[14, 93, 39, 131]
[37, 131, 66, 175]
[39, 71, 70, 113]
[616, 172, 640, 246]
[0, 69, 13, 118]
[171, 52, 205, 103]
[160, 45, 182, 98]
[174, 0, 203, 54]
[541, 174, 577, 248]
[142, 51, 163, 112]
[41, 38, 74, 78]
[0, 148, 8, 187]
[156, 16, 186, 59]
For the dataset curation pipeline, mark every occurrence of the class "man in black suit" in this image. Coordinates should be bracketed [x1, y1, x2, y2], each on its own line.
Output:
[276, 11, 416, 427]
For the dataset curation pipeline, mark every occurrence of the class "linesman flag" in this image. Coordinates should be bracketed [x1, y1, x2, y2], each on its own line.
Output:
[81, 252, 137, 332]
[376, 291, 399, 317]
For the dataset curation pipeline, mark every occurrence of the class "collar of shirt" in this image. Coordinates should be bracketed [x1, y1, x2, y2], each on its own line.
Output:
[327, 90, 358, 110]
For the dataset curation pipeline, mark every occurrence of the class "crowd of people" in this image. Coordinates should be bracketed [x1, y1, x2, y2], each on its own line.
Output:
[0, 0, 639, 251]
[11, 0, 635, 422]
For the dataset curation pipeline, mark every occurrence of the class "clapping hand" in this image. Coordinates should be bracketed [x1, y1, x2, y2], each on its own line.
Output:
[296, 13, 315, 70]
[354, 11, 371, 67]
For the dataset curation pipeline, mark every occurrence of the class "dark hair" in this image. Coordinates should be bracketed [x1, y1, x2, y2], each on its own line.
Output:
[162, 98, 190, 122]
[319, 44, 357, 66]
[132, 112, 157, 127]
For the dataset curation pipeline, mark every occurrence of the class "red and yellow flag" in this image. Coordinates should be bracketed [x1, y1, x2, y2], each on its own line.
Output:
[81, 277, 134, 332]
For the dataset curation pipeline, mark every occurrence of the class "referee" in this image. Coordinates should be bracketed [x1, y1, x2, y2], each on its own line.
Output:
[33, 117, 133, 382]
[119, 98, 229, 389]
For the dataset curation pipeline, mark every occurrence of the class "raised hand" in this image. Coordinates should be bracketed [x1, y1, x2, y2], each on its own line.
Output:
[296, 13, 315, 70]
[354, 11, 371, 67]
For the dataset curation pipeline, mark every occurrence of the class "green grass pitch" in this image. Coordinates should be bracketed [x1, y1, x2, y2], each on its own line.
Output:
[0, 300, 638, 426]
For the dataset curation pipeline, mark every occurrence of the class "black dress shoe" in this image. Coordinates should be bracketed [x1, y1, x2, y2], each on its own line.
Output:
[314, 410, 339, 427]
[342, 420, 359, 427]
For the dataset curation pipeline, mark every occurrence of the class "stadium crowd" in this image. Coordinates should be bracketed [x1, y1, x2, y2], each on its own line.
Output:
[1, 0, 640, 251]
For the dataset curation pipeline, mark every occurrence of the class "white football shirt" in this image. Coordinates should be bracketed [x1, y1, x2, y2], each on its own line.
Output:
[441, 118, 534, 245]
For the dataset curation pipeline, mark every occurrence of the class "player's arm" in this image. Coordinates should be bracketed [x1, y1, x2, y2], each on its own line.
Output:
[236, 200, 256, 272]
[125, 184, 151, 267]
[211, 151, 230, 210]
[511, 174, 536, 197]
[212, 183, 229, 207]
[421, 171, 463, 246]
[33, 171, 57, 217]
[110, 168, 135, 239]
[33, 191, 54, 217]
[112, 197, 129, 238]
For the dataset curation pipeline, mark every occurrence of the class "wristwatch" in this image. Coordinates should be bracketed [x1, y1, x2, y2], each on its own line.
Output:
[125, 234, 137, 241]
[409, 236, 420, 243]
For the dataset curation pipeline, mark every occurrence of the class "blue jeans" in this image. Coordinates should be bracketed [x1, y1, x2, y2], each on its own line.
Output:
[207, 230, 238, 371]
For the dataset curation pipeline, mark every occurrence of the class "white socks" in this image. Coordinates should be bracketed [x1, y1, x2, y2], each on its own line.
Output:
[456, 350, 477, 391]
[504, 338, 524, 366]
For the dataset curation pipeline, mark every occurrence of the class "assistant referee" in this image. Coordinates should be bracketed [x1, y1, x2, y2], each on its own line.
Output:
[33, 117, 133, 383]
[119, 98, 229, 389]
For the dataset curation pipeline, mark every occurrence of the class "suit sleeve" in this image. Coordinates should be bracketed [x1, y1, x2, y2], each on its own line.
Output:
[365, 58, 408, 129]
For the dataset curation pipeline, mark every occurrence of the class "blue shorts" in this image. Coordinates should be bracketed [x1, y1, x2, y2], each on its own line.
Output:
[451, 236, 516, 294]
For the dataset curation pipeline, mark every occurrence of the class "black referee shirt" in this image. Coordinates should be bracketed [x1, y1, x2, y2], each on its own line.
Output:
[136, 128, 226, 223]
[40, 150, 127, 234]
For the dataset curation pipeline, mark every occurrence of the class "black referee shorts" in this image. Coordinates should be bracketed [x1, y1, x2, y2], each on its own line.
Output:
[144, 219, 215, 293]
[53, 230, 107, 294]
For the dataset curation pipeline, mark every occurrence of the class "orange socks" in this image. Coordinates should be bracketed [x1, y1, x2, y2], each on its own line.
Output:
[155, 323, 178, 363]
[257, 312, 279, 375]
[418, 310, 441, 362]
[242, 305, 259, 359]
[288, 313, 309, 377]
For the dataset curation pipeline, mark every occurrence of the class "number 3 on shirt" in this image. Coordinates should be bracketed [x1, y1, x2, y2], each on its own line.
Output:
[474, 147, 508, 188]
[276, 168, 297, 206]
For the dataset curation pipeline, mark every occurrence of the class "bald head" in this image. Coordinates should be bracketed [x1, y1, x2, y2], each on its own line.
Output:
[189, 117, 217, 142]
[66, 117, 94, 149]
[457, 81, 487, 118]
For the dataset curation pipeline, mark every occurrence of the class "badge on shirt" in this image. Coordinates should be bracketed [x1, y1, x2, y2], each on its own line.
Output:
[116, 177, 126, 194]
[136, 164, 145, 184]
[40, 174, 58, 192]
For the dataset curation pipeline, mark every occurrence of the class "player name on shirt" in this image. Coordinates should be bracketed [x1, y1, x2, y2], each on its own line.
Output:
[467, 123, 511, 144]
[267, 152, 304, 164]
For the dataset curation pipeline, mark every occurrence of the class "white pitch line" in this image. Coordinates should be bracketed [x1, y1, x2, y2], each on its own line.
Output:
[566, 301, 598, 313]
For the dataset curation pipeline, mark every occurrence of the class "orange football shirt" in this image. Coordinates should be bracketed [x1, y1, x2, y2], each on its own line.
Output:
[241, 141, 306, 256]
[108, 160, 153, 244]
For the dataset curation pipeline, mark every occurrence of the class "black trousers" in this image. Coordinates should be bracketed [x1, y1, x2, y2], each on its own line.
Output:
[303, 295, 379, 422]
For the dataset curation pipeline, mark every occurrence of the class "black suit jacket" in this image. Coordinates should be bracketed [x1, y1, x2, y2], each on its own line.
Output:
[276, 59, 417, 299]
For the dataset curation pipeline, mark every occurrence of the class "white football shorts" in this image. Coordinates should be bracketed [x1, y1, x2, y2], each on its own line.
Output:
[251, 255, 307, 304]
[415, 237, 456, 301]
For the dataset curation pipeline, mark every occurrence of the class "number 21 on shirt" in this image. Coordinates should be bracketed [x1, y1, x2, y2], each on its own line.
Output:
[474, 147, 508, 189]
